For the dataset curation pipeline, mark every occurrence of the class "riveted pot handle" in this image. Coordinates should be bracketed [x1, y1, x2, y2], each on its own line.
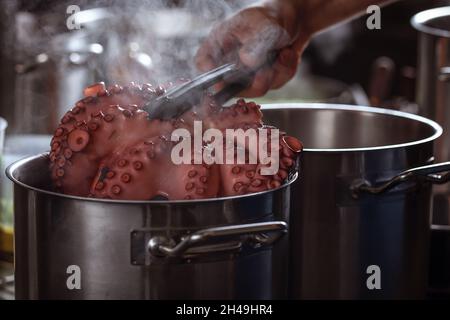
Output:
[147, 221, 287, 258]
[351, 161, 450, 198]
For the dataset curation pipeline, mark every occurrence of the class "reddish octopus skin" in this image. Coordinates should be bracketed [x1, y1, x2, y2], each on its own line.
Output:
[50, 82, 302, 200]
[90, 140, 221, 200]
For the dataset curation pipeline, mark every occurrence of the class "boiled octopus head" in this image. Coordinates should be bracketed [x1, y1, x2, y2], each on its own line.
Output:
[49, 82, 302, 200]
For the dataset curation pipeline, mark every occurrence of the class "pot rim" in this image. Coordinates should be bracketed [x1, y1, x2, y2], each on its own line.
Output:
[261, 103, 442, 153]
[411, 6, 450, 38]
[6, 153, 298, 205]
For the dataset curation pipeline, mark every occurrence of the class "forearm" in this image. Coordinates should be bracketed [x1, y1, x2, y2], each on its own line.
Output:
[262, 0, 395, 38]
[299, 0, 394, 34]
[196, 0, 398, 96]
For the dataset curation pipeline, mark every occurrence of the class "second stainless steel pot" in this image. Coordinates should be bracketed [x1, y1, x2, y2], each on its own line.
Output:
[412, 6, 450, 164]
[412, 7, 450, 296]
[263, 103, 449, 299]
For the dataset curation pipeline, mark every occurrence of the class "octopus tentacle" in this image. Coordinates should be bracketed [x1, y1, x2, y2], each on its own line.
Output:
[90, 140, 220, 200]
[50, 82, 168, 196]
[218, 126, 301, 196]
[199, 97, 263, 131]
[50, 81, 301, 200]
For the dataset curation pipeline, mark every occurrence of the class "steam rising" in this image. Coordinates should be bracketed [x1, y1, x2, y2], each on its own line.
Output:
[13, 0, 256, 82]
[4, 0, 257, 133]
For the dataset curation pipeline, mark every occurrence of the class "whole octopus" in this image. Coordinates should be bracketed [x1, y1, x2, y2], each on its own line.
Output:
[49, 82, 302, 200]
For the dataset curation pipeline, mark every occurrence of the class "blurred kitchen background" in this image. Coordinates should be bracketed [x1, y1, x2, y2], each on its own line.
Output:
[1, 0, 450, 299]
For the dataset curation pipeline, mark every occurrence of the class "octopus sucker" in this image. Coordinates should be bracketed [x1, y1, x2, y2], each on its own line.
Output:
[84, 82, 106, 97]
[50, 82, 302, 200]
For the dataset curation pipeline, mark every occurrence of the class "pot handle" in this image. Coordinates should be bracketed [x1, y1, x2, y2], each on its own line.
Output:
[351, 161, 450, 198]
[147, 221, 287, 258]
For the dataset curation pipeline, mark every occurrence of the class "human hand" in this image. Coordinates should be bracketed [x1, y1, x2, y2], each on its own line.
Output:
[195, 1, 311, 97]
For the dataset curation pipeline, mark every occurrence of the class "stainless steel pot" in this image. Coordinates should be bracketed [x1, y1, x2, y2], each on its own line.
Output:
[14, 31, 104, 134]
[262, 103, 450, 299]
[412, 6, 450, 176]
[12, 8, 112, 134]
[6, 154, 296, 300]
[412, 8, 450, 296]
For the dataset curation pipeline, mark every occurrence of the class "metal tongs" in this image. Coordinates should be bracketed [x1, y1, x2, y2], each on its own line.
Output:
[143, 54, 276, 119]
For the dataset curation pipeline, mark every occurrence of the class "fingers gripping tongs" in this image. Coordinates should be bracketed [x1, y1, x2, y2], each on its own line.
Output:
[143, 55, 276, 120]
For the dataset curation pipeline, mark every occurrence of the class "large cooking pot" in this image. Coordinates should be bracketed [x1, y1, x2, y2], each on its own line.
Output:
[412, 6, 450, 165]
[412, 7, 450, 296]
[12, 8, 112, 134]
[6, 154, 296, 299]
[262, 103, 450, 299]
